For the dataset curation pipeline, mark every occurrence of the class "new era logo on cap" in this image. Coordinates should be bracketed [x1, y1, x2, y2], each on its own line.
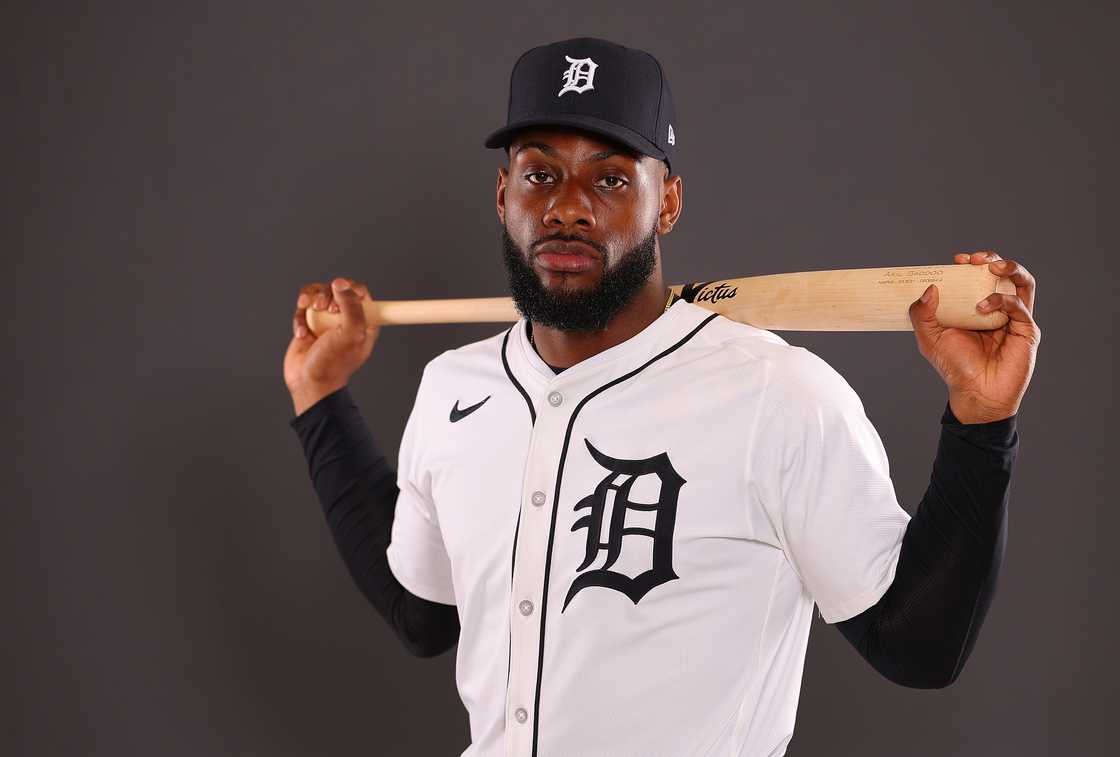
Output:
[484, 37, 679, 173]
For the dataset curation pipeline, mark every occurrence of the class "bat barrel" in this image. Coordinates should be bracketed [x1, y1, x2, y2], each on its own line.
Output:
[670, 264, 1014, 331]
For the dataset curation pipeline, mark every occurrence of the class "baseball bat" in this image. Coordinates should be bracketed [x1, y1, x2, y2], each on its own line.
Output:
[304, 263, 1016, 335]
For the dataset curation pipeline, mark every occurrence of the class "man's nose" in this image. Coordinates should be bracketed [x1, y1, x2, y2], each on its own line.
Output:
[542, 181, 596, 231]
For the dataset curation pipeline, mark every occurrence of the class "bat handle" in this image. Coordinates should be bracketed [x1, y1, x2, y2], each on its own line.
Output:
[304, 296, 521, 334]
[304, 300, 373, 336]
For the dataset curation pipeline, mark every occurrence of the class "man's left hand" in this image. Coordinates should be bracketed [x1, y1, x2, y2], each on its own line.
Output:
[908, 250, 1042, 424]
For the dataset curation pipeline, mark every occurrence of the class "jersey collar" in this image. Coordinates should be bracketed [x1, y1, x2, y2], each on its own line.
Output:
[511, 299, 709, 386]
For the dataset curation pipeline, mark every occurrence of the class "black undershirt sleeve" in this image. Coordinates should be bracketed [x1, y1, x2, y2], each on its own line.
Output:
[290, 386, 460, 659]
[833, 400, 1018, 688]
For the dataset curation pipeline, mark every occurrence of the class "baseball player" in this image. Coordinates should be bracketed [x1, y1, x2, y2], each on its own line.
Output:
[284, 38, 1039, 757]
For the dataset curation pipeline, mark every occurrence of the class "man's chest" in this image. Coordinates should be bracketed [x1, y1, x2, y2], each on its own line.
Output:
[425, 369, 780, 608]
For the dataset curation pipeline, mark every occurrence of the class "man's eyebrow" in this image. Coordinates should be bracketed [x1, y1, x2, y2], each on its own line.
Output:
[587, 148, 639, 162]
[514, 142, 555, 157]
[513, 142, 640, 162]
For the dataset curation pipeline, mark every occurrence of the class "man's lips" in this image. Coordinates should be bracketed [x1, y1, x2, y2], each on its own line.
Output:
[534, 240, 600, 273]
[536, 240, 599, 257]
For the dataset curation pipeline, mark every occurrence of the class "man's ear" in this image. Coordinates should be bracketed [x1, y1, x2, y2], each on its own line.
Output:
[657, 173, 682, 235]
[496, 166, 508, 225]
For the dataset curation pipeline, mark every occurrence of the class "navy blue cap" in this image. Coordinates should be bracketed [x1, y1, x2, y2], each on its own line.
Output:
[484, 37, 678, 173]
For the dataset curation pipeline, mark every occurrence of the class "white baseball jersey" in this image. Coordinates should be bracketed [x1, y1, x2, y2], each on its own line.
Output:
[386, 298, 911, 757]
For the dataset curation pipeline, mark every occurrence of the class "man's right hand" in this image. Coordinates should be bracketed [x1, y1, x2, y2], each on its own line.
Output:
[284, 277, 381, 416]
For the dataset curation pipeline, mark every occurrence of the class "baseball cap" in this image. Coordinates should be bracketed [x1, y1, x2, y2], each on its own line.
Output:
[484, 37, 679, 174]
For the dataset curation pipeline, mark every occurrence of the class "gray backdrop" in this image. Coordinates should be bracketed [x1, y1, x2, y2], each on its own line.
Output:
[6, 1, 1116, 755]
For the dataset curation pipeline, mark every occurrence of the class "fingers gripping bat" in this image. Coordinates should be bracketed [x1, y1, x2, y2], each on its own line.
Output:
[304, 263, 1015, 335]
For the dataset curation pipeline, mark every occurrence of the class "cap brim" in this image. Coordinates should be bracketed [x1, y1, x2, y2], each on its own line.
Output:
[484, 113, 667, 163]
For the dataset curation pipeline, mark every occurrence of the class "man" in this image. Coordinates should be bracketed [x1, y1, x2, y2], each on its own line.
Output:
[284, 37, 1039, 757]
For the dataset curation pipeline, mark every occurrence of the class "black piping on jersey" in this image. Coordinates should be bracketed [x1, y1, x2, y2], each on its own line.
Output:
[501, 325, 536, 692]
[530, 312, 719, 757]
[501, 327, 537, 426]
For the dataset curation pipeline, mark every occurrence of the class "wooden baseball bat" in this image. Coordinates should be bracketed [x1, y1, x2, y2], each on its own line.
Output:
[305, 263, 1016, 335]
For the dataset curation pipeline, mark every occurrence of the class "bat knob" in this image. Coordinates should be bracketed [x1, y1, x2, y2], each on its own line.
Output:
[305, 306, 344, 336]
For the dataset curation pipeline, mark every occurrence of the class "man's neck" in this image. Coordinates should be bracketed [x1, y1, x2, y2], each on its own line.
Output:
[528, 280, 672, 369]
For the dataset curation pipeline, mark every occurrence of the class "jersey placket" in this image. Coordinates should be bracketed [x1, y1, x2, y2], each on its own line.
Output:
[504, 371, 585, 757]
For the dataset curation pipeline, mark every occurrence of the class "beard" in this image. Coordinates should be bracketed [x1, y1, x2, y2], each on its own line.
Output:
[500, 222, 658, 333]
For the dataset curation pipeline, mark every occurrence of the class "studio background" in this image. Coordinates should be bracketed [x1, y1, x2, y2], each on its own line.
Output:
[6, 2, 1116, 755]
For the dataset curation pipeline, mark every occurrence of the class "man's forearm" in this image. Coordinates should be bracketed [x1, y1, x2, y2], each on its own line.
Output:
[290, 379, 348, 417]
[835, 400, 1018, 688]
[289, 386, 460, 658]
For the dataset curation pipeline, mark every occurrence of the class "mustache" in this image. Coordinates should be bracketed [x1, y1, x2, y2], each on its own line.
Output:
[531, 233, 608, 258]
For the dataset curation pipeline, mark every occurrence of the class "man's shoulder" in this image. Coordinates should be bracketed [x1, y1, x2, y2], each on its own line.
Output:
[685, 303, 815, 370]
[421, 324, 514, 380]
[405, 326, 514, 418]
[687, 304, 858, 407]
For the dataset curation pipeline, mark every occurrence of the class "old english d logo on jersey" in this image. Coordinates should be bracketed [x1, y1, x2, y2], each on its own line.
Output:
[558, 55, 598, 96]
[561, 438, 685, 611]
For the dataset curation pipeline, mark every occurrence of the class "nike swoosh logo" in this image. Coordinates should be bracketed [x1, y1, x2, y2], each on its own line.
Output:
[450, 395, 491, 423]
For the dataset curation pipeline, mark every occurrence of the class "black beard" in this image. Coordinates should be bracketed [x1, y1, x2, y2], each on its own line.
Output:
[500, 223, 658, 333]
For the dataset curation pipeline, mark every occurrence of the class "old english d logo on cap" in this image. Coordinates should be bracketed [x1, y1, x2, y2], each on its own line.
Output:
[558, 55, 598, 95]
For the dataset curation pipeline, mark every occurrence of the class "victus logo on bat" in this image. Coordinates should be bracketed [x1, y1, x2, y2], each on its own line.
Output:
[678, 280, 739, 305]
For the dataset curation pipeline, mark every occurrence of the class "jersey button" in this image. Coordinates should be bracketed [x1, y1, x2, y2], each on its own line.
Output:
[531, 491, 546, 507]
[547, 391, 563, 407]
[518, 599, 534, 616]
[514, 707, 528, 724]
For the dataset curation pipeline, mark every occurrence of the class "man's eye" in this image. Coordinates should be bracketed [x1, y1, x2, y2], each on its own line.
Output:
[597, 175, 628, 189]
[526, 172, 553, 184]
